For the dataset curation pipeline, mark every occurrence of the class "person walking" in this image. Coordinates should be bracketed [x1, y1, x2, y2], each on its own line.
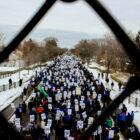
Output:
[98, 73, 100, 79]
[118, 82, 122, 91]
[19, 79, 23, 86]
[101, 72, 104, 79]
[9, 78, 12, 88]
[111, 81, 114, 90]
[22, 101, 27, 115]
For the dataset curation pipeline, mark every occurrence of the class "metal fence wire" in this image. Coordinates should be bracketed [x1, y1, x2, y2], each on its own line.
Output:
[0, 0, 140, 139]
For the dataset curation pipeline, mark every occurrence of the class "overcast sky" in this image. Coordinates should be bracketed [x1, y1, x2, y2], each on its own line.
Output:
[0, 0, 140, 35]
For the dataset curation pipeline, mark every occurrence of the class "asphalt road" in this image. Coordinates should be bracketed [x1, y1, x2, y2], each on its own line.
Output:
[1, 85, 33, 120]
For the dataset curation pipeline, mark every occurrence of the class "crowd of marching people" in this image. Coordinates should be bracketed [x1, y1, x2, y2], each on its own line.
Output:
[2, 55, 139, 140]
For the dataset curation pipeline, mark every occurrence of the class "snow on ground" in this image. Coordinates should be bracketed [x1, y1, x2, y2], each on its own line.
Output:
[0, 61, 51, 112]
[0, 67, 19, 72]
[0, 67, 43, 86]
[88, 61, 106, 70]
[0, 86, 25, 111]
[86, 63, 140, 131]
[8, 86, 35, 123]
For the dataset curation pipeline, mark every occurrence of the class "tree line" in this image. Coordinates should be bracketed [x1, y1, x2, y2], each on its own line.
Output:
[0, 35, 67, 67]
[18, 38, 67, 67]
[70, 31, 140, 75]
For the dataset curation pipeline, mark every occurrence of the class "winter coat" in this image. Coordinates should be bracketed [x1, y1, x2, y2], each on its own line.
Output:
[131, 112, 134, 121]
[22, 103, 26, 113]
[106, 118, 112, 128]
[120, 113, 126, 122]
[37, 106, 44, 114]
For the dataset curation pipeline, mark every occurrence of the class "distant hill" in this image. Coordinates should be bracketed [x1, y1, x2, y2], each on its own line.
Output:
[0, 24, 103, 48]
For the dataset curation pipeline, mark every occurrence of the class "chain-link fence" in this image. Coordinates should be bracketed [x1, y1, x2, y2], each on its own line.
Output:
[0, 0, 139, 139]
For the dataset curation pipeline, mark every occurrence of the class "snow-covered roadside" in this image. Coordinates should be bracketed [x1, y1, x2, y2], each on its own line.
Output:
[0, 84, 27, 112]
[0, 67, 19, 72]
[86, 64, 140, 131]
[0, 61, 51, 112]
[8, 86, 35, 123]
[0, 67, 41, 86]
[88, 61, 106, 70]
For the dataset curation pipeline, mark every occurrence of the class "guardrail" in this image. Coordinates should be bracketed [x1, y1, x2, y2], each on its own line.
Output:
[0, 81, 21, 92]
[128, 94, 140, 107]
[0, 63, 48, 79]
[0, 63, 48, 92]
[88, 66, 114, 74]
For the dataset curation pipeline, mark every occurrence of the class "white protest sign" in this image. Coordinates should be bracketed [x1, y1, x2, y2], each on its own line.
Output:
[45, 126, 50, 134]
[64, 91, 67, 100]
[68, 137, 74, 140]
[98, 125, 102, 134]
[74, 99, 78, 105]
[41, 113, 46, 120]
[55, 94, 61, 101]
[81, 103, 86, 109]
[56, 113, 60, 120]
[92, 91, 97, 99]
[23, 95, 26, 101]
[30, 115, 35, 122]
[88, 117, 94, 125]
[57, 110, 61, 115]
[80, 101, 83, 106]
[82, 111, 87, 119]
[61, 111, 65, 117]
[64, 130, 70, 138]
[77, 120, 83, 129]
[109, 130, 114, 139]
[48, 104, 52, 110]
[47, 119, 52, 127]
[87, 91, 90, 96]
[53, 87, 55, 92]
[67, 102, 71, 107]
[67, 92, 71, 99]
[75, 105, 79, 112]
[92, 130, 97, 136]
[11, 103, 15, 108]
[64, 83, 66, 87]
[45, 86, 48, 91]
[81, 96, 84, 101]
[76, 87, 81, 95]
[98, 94, 102, 101]
[15, 118, 20, 125]
[119, 103, 123, 109]
[48, 97, 52, 103]
[61, 86, 63, 91]
[72, 90, 76, 96]
[68, 109, 72, 115]
[97, 110, 102, 116]
[32, 93, 36, 98]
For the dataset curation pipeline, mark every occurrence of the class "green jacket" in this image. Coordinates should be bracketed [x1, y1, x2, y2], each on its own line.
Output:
[106, 118, 112, 127]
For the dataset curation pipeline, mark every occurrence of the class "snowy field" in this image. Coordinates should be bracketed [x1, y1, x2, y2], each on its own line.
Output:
[86, 62, 140, 130]
[88, 61, 106, 70]
[0, 67, 19, 72]
[0, 68, 40, 86]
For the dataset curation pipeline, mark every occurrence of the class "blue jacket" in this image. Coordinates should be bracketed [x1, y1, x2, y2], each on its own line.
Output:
[131, 112, 134, 121]
[120, 113, 126, 121]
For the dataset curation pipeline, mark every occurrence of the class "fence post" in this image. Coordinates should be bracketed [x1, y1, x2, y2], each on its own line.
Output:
[128, 96, 130, 104]
[9, 84, 11, 89]
[14, 82, 16, 88]
[135, 98, 138, 107]
[3, 84, 6, 91]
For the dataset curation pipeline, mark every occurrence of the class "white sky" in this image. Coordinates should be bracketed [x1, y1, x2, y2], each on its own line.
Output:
[0, 0, 140, 35]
